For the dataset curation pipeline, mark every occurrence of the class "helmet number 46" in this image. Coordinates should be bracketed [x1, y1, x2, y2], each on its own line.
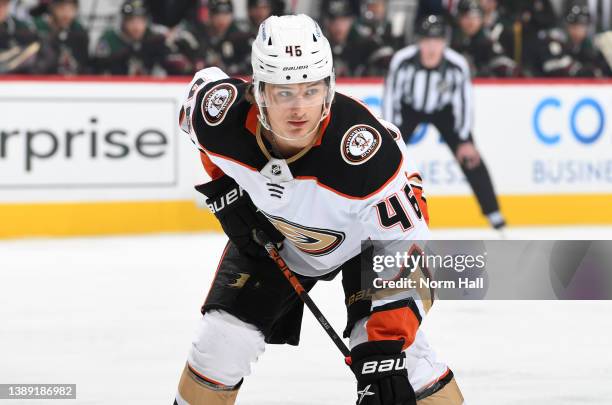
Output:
[285, 46, 302, 57]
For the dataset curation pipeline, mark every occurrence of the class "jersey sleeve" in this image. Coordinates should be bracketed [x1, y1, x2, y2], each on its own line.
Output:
[179, 67, 231, 179]
[356, 154, 431, 349]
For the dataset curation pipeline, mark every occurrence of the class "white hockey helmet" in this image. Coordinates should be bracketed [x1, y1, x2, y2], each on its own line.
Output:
[251, 14, 335, 132]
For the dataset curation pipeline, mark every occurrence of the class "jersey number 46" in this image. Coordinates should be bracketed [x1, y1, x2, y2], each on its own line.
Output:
[375, 184, 423, 232]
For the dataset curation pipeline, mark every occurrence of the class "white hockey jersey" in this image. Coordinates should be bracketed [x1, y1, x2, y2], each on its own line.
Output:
[180, 68, 430, 278]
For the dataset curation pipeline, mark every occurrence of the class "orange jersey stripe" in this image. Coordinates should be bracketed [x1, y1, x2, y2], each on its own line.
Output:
[367, 305, 420, 350]
[245, 105, 259, 136]
[200, 151, 225, 180]
[406, 172, 429, 225]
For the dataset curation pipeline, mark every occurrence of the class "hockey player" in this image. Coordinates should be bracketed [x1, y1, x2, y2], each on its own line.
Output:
[384, 14, 506, 230]
[174, 13, 464, 405]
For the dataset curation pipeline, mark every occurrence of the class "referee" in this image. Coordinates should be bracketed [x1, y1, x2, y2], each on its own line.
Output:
[383, 14, 506, 230]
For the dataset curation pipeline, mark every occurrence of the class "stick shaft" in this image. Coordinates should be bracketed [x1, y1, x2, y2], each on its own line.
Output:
[261, 239, 351, 359]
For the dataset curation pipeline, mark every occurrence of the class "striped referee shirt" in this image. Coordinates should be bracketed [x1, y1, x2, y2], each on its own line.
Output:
[383, 45, 473, 141]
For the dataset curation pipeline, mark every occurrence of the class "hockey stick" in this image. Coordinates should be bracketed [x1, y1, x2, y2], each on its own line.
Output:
[256, 231, 353, 365]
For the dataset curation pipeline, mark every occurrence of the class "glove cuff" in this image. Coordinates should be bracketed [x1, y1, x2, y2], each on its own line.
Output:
[351, 340, 407, 383]
[351, 340, 405, 360]
[195, 175, 237, 198]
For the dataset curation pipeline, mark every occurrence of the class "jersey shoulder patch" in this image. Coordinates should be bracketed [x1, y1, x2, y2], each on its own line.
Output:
[190, 79, 268, 171]
[201, 81, 239, 126]
[340, 124, 383, 165]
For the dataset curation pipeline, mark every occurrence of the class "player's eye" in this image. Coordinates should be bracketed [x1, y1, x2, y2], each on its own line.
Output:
[305, 88, 320, 97]
[277, 90, 294, 98]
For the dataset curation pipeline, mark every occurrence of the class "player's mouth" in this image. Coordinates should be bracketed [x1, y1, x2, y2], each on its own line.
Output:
[288, 120, 308, 128]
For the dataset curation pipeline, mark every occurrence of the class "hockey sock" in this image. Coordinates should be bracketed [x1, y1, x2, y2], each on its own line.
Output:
[175, 363, 241, 405]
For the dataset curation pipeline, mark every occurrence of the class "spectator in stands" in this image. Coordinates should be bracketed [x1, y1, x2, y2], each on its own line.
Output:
[163, 21, 201, 75]
[355, 0, 404, 50]
[538, 2, 611, 76]
[146, 0, 205, 76]
[564, 0, 612, 33]
[565, 3, 611, 75]
[530, 31, 578, 76]
[33, 0, 89, 74]
[146, 0, 196, 28]
[321, 0, 360, 19]
[480, 0, 508, 30]
[185, 0, 251, 76]
[479, 0, 522, 66]
[93, 0, 169, 75]
[451, 0, 516, 76]
[415, 0, 456, 25]
[497, 0, 559, 74]
[323, 0, 383, 76]
[526, 2, 611, 77]
[245, 0, 273, 37]
[501, 0, 558, 31]
[0, 0, 39, 73]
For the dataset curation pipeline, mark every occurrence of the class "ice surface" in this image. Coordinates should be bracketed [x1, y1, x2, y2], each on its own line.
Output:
[1, 227, 612, 404]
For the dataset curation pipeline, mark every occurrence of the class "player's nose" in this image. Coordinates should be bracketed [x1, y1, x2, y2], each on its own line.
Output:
[288, 109, 307, 119]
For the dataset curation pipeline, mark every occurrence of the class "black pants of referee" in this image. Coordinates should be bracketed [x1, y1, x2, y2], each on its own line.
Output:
[400, 105, 505, 229]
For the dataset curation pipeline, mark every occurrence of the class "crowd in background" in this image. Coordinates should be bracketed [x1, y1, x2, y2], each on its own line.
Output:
[1, 0, 611, 77]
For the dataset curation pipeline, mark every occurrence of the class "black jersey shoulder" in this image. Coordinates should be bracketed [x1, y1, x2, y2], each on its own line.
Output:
[192, 78, 268, 170]
[289, 92, 403, 199]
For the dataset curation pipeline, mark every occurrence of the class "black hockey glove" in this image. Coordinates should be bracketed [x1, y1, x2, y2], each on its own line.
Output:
[195, 175, 284, 258]
[350, 340, 416, 405]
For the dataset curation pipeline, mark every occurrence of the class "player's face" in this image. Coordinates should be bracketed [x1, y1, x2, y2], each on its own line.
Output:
[459, 12, 483, 36]
[263, 80, 329, 141]
[51, 3, 78, 30]
[0, 0, 10, 23]
[419, 37, 446, 68]
[123, 16, 147, 41]
[568, 23, 588, 44]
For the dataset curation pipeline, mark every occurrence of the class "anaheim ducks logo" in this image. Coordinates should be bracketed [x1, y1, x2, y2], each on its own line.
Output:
[263, 213, 345, 257]
[341, 125, 382, 165]
[202, 82, 237, 126]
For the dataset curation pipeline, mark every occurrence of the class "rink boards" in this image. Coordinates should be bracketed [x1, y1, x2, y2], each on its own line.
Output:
[1, 77, 611, 237]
